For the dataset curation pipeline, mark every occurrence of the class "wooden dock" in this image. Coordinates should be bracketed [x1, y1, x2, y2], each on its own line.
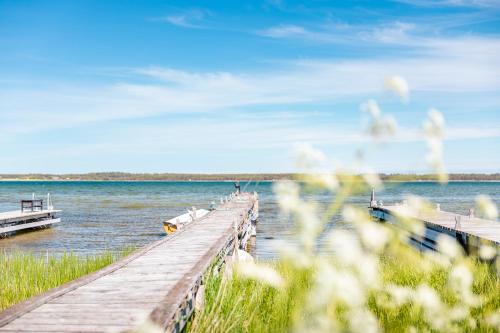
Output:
[0, 192, 257, 333]
[0, 209, 61, 236]
[371, 204, 500, 254]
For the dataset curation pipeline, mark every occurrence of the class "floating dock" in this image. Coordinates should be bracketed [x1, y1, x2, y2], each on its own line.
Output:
[0, 192, 258, 333]
[0, 196, 61, 237]
[371, 203, 500, 254]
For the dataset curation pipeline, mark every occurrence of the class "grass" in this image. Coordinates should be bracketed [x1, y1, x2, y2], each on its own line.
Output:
[0, 247, 134, 311]
[188, 249, 500, 333]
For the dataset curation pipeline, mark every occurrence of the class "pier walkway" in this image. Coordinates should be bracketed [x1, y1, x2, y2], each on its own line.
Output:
[0, 193, 257, 333]
[371, 205, 500, 253]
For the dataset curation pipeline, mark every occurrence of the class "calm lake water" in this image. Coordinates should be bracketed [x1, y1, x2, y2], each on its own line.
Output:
[0, 181, 498, 259]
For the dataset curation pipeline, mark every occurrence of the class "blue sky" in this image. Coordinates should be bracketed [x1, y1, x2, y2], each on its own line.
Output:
[0, 0, 499, 174]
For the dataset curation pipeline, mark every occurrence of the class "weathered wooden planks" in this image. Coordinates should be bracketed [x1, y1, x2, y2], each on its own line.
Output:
[0, 209, 62, 235]
[0, 193, 257, 333]
[371, 205, 500, 254]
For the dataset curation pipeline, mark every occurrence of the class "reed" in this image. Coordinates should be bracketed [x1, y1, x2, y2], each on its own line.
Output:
[0, 248, 134, 311]
[189, 252, 500, 333]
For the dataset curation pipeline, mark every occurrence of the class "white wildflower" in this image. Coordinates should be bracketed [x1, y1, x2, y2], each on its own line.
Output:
[135, 319, 165, 333]
[361, 99, 398, 140]
[362, 171, 382, 189]
[296, 201, 323, 251]
[384, 115, 398, 135]
[294, 143, 327, 170]
[414, 285, 446, 330]
[486, 311, 500, 330]
[327, 229, 363, 266]
[275, 241, 311, 268]
[358, 222, 390, 253]
[330, 270, 365, 307]
[479, 244, 497, 260]
[304, 173, 339, 191]
[361, 99, 381, 118]
[423, 108, 448, 183]
[356, 255, 380, 286]
[343, 206, 371, 224]
[386, 284, 413, 306]
[348, 308, 381, 333]
[273, 180, 301, 214]
[449, 264, 473, 291]
[384, 75, 409, 101]
[449, 264, 480, 306]
[475, 195, 498, 220]
[448, 306, 469, 321]
[236, 262, 284, 288]
[437, 234, 463, 259]
[414, 285, 442, 312]
[308, 259, 338, 308]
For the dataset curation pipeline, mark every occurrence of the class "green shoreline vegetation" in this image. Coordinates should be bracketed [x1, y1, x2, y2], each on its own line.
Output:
[0, 248, 134, 311]
[189, 250, 500, 333]
[0, 172, 498, 181]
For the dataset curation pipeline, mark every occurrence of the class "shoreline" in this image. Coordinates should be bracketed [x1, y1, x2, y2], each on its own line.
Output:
[0, 179, 499, 183]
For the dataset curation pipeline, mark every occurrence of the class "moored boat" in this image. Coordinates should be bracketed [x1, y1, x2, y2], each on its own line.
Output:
[163, 207, 210, 235]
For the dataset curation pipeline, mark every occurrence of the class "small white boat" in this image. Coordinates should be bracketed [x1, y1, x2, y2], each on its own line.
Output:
[163, 208, 210, 235]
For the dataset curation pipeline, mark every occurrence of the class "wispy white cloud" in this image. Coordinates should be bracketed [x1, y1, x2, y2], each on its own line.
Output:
[161, 9, 209, 28]
[394, 0, 500, 8]
[1, 36, 499, 140]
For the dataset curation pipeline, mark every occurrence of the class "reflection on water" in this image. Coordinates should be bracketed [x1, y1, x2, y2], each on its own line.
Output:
[0, 181, 498, 259]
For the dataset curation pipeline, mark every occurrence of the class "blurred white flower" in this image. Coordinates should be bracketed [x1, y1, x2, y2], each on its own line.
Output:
[294, 143, 327, 170]
[386, 284, 413, 306]
[275, 241, 311, 268]
[327, 229, 363, 265]
[236, 262, 284, 288]
[361, 99, 381, 118]
[343, 206, 371, 224]
[348, 308, 381, 333]
[486, 311, 500, 330]
[479, 244, 497, 260]
[437, 234, 463, 259]
[449, 264, 479, 306]
[384, 75, 409, 101]
[331, 270, 365, 307]
[356, 255, 380, 286]
[449, 264, 473, 291]
[423, 108, 445, 138]
[361, 99, 398, 140]
[303, 173, 339, 191]
[384, 115, 398, 135]
[475, 195, 498, 220]
[135, 319, 165, 333]
[448, 306, 469, 321]
[358, 222, 390, 253]
[296, 201, 323, 251]
[414, 285, 442, 311]
[273, 181, 301, 214]
[308, 259, 338, 308]
[362, 171, 382, 190]
[423, 108, 448, 183]
[414, 285, 446, 330]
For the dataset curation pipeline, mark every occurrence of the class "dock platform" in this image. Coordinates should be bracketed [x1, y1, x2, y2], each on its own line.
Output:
[371, 205, 500, 253]
[0, 209, 61, 236]
[0, 192, 258, 333]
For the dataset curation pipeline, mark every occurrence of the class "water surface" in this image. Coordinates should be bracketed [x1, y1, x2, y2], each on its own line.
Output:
[0, 181, 498, 259]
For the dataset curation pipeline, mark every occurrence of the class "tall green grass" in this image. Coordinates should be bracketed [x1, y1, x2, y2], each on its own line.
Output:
[189, 252, 500, 333]
[0, 248, 134, 311]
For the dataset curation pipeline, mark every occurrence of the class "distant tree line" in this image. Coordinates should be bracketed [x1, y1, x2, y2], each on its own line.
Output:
[0, 172, 498, 181]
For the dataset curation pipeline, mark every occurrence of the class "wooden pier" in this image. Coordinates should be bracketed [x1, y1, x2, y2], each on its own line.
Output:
[0, 192, 258, 333]
[0, 209, 61, 237]
[371, 204, 500, 254]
